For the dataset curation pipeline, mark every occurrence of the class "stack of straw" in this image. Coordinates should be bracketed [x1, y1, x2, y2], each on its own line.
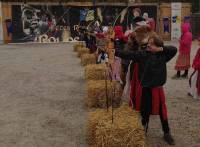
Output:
[77, 47, 89, 57]
[85, 64, 109, 80]
[73, 44, 85, 52]
[86, 80, 122, 108]
[81, 53, 96, 66]
[87, 104, 146, 147]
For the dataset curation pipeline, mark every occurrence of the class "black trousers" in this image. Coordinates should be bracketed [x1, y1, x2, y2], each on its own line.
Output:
[140, 87, 170, 133]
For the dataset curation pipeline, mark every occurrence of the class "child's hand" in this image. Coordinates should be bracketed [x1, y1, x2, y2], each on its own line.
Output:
[147, 46, 163, 52]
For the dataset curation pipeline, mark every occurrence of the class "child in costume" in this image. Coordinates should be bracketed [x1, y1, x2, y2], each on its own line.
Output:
[112, 26, 128, 84]
[189, 37, 200, 99]
[115, 33, 177, 145]
[173, 22, 192, 79]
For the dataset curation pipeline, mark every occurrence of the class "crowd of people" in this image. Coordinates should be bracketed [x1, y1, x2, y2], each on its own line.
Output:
[77, 7, 200, 146]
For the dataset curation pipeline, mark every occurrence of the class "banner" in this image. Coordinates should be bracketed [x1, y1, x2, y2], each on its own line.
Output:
[171, 3, 182, 40]
[0, 2, 4, 43]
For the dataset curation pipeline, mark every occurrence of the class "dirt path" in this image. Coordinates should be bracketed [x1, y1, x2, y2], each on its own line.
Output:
[0, 43, 88, 147]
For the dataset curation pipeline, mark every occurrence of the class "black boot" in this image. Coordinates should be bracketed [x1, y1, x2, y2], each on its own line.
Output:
[141, 118, 149, 136]
[159, 107, 175, 145]
[181, 70, 188, 78]
[172, 71, 180, 79]
[164, 132, 175, 145]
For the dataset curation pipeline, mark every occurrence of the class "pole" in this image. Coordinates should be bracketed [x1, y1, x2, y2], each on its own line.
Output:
[111, 84, 115, 124]
[105, 71, 109, 112]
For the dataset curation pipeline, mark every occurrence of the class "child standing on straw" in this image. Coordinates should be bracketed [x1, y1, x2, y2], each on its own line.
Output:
[189, 37, 200, 99]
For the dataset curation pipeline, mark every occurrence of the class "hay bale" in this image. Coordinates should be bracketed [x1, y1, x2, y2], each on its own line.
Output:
[77, 47, 90, 57]
[73, 44, 85, 52]
[81, 53, 96, 66]
[86, 80, 122, 108]
[87, 105, 146, 147]
[85, 64, 108, 80]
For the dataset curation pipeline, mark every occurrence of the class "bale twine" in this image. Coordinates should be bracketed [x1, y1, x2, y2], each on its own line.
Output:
[85, 64, 108, 80]
[77, 47, 90, 57]
[86, 80, 122, 108]
[81, 53, 96, 66]
[87, 104, 146, 147]
[73, 44, 85, 52]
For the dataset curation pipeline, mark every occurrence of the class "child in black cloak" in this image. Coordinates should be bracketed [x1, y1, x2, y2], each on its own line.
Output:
[115, 33, 177, 145]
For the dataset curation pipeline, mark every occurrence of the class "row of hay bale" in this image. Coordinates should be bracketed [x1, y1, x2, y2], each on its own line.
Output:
[73, 43, 146, 147]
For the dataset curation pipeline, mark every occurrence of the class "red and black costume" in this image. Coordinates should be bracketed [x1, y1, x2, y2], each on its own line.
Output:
[115, 45, 177, 134]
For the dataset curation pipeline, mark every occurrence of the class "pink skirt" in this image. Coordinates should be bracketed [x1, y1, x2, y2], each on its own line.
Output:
[175, 53, 190, 71]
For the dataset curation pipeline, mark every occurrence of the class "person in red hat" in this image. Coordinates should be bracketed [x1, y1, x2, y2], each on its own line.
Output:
[188, 37, 200, 99]
[112, 26, 128, 84]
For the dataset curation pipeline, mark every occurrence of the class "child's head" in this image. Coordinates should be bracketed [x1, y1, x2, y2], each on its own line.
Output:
[134, 25, 152, 45]
[133, 8, 141, 17]
[148, 33, 164, 50]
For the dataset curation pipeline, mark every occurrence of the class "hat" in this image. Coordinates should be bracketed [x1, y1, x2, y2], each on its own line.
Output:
[133, 16, 145, 23]
[136, 21, 147, 26]
[133, 16, 147, 26]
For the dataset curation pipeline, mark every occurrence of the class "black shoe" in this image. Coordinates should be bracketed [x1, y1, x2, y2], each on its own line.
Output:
[164, 133, 175, 145]
[188, 92, 192, 97]
[142, 119, 149, 136]
[181, 74, 188, 79]
[171, 74, 180, 79]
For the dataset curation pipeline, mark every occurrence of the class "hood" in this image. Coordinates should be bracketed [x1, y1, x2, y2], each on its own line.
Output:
[181, 23, 190, 34]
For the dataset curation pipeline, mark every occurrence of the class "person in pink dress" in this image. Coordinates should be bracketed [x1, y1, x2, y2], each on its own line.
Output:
[173, 22, 192, 79]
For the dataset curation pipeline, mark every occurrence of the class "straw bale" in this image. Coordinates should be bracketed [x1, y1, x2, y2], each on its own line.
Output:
[86, 80, 122, 108]
[77, 47, 90, 57]
[81, 53, 96, 66]
[73, 44, 85, 52]
[87, 104, 146, 147]
[85, 64, 108, 80]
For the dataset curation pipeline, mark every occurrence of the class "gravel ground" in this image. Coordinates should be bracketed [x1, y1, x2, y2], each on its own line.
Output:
[0, 43, 88, 147]
[0, 42, 199, 147]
